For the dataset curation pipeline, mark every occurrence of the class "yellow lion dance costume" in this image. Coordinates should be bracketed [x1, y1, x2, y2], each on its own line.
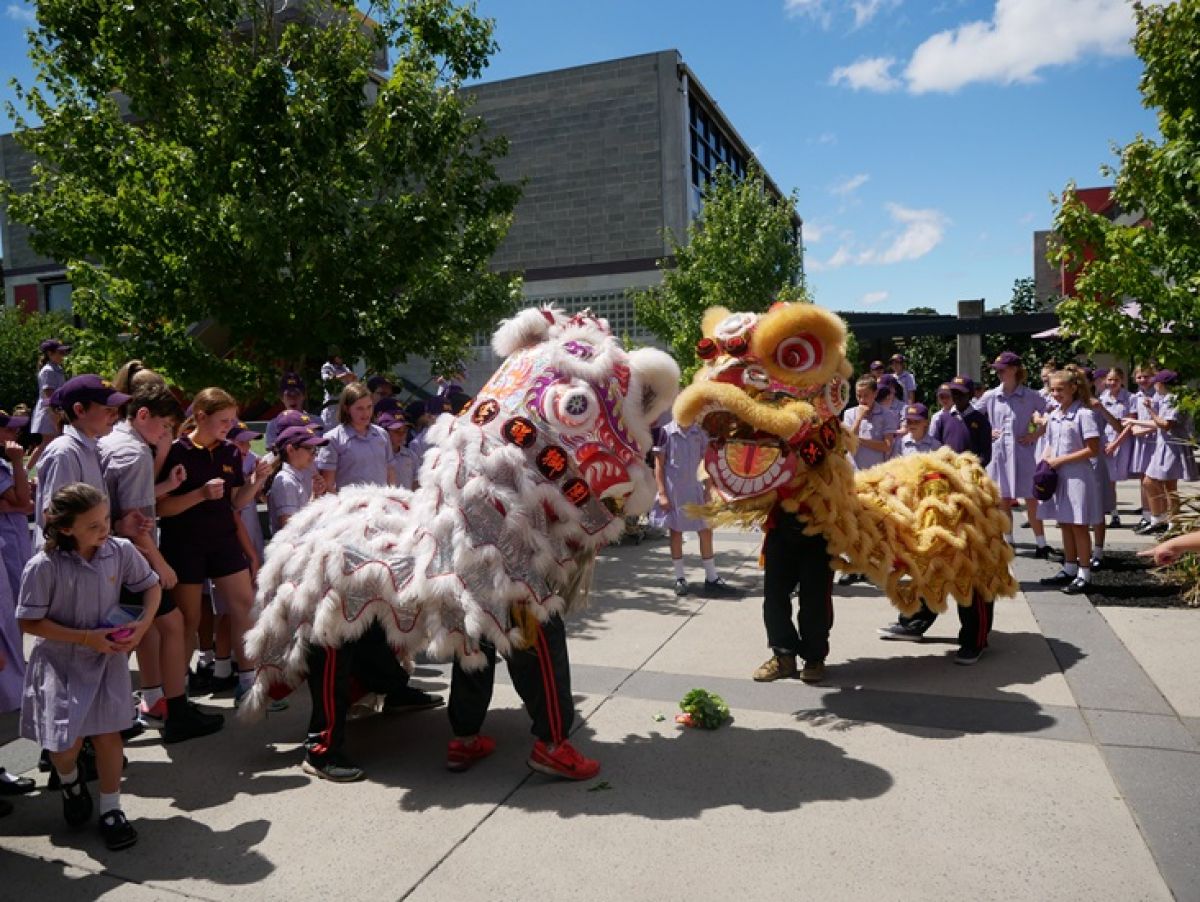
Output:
[674, 302, 1017, 616]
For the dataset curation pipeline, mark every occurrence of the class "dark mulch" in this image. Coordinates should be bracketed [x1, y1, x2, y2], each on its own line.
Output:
[1086, 549, 1196, 609]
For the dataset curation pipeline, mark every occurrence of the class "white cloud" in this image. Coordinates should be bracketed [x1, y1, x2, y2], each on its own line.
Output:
[860, 203, 949, 264]
[851, 0, 899, 28]
[809, 131, 838, 145]
[830, 173, 870, 196]
[784, 0, 832, 26]
[803, 221, 827, 243]
[830, 56, 902, 92]
[829, 0, 1146, 94]
[785, 0, 899, 29]
[905, 0, 1137, 93]
[813, 204, 948, 270]
[5, 3, 35, 23]
[860, 290, 890, 306]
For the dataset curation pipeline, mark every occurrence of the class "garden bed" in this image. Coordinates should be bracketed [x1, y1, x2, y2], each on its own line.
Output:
[1086, 549, 1196, 609]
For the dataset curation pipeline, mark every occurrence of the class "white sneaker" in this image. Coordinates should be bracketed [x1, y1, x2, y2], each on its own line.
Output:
[877, 622, 928, 642]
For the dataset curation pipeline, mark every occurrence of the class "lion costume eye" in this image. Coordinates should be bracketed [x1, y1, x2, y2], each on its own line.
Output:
[714, 313, 757, 342]
[775, 334, 823, 373]
[544, 382, 598, 432]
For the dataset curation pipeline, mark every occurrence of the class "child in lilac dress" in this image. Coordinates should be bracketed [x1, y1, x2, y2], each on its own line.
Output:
[1141, 370, 1196, 533]
[651, 418, 736, 597]
[18, 482, 160, 849]
[843, 376, 895, 470]
[1037, 371, 1102, 595]
[982, 351, 1049, 553]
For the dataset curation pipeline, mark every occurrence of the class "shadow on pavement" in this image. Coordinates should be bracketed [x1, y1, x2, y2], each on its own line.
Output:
[395, 716, 894, 819]
[796, 633, 1086, 739]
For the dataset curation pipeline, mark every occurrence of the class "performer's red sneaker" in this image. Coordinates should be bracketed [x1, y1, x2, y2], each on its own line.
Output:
[446, 735, 496, 772]
[527, 740, 600, 781]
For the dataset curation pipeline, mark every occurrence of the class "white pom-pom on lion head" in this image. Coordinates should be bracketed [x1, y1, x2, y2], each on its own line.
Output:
[492, 306, 561, 358]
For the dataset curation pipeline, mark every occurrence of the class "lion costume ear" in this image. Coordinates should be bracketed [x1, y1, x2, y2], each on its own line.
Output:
[750, 302, 848, 388]
[701, 306, 732, 339]
[492, 307, 558, 358]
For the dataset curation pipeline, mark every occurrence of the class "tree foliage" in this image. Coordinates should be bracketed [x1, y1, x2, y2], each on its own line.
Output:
[632, 164, 805, 380]
[0, 307, 80, 412]
[981, 278, 1076, 388]
[2, 0, 521, 396]
[1050, 0, 1200, 377]
[898, 306, 956, 393]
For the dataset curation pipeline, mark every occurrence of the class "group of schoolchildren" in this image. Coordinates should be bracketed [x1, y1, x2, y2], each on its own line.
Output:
[0, 343, 470, 850]
[842, 350, 1196, 659]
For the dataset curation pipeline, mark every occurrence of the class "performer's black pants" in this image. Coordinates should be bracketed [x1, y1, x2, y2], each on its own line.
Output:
[762, 514, 834, 662]
[899, 595, 995, 652]
[448, 614, 574, 745]
[305, 622, 412, 762]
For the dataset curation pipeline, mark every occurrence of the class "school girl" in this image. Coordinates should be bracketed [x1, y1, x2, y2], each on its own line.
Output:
[843, 375, 894, 471]
[1089, 368, 1133, 565]
[28, 339, 70, 470]
[1141, 370, 1196, 534]
[982, 351, 1050, 555]
[377, 412, 419, 490]
[650, 417, 737, 597]
[316, 383, 395, 492]
[1037, 370, 1103, 594]
[0, 411, 33, 598]
[1117, 365, 1161, 532]
[18, 483, 161, 849]
[157, 389, 270, 705]
[267, 425, 327, 533]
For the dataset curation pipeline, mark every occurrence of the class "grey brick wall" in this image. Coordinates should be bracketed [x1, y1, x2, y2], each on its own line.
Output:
[0, 133, 51, 272]
[467, 51, 675, 274]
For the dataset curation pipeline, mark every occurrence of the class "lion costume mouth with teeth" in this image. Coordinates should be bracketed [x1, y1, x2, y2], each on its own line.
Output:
[674, 302, 1017, 615]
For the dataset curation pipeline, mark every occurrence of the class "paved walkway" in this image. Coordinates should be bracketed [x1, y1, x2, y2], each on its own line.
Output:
[1, 483, 1197, 900]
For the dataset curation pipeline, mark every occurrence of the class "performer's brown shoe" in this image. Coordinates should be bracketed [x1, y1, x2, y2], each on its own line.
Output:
[800, 660, 826, 684]
[752, 653, 797, 682]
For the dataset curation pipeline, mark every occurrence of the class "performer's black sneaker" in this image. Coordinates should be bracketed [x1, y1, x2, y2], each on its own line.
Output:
[955, 646, 984, 666]
[382, 688, 445, 714]
[878, 621, 929, 641]
[836, 572, 862, 586]
[99, 810, 138, 850]
[302, 754, 366, 783]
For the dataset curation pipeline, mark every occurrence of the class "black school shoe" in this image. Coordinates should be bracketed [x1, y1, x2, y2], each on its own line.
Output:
[60, 773, 93, 828]
[187, 663, 214, 696]
[1033, 545, 1063, 561]
[163, 702, 226, 744]
[98, 809, 138, 850]
[1039, 570, 1074, 587]
[1063, 577, 1091, 595]
[0, 768, 36, 796]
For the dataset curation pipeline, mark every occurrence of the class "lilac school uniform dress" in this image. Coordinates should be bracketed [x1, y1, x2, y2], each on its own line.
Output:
[843, 403, 894, 470]
[1099, 390, 1133, 481]
[317, 423, 394, 489]
[982, 385, 1046, 501]
[267, 463, 315, 533]
[0, 461, 32, 598]
[31, 362, 65, 436]
[1145, 393, 1197, 482]
[896, 433, 941, 457]
[1038, 401, 1103, 526]
[1127, 390, 1159, 477]
[649, 421, 709, 533]
[17, 537, 158, 751]
[0, 549, 22, 712]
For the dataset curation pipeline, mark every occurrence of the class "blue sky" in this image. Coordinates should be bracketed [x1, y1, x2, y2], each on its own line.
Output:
[1, 0, 1159, 314]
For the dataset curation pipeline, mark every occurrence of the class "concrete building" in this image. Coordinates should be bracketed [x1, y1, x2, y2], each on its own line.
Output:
[404, 49, 800, 391]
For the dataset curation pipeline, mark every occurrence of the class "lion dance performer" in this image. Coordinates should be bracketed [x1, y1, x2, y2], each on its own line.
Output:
[241, 307, 679, 781]
[673, 302, 1018, 681]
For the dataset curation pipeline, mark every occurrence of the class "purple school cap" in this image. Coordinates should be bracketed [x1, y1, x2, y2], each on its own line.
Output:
[272, 409, 322, 432]
[889, 353, 906, 364]
[869, 360, 885, 371]
[40, 338, 71, 354]
[373, 396, 401, 417]
[948, 375, 975, 394]
[376, 412, 409, 432]
[936, 383, 955, 396]
[991, 351, 1022, 369]
[904, 403, 929, 421]
[1151, 369, 1179, 385]
[877, 374, 900, 390]
[51, 375, 129, 410]
[280, 372, 305, 395]
[226, 421, 262, 443]
[274, 425, 328, 450]
[0, 412, 30, 430]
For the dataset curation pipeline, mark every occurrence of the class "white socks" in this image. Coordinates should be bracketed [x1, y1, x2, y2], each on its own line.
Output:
[1035, 536, 1047, 548]
[1064, 562, 1079, 577]
[99, 791, 121, 815]
[702, 558, 719, 582]
[672, 558, 685, 580]
[213, 658, 233, 679]
[1079, 567, 1092, 582]
[58, 768, 79, 786]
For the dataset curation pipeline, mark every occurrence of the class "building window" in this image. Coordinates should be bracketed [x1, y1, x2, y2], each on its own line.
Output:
[45, 282, 73, 316]
[688, 96, 747, 219]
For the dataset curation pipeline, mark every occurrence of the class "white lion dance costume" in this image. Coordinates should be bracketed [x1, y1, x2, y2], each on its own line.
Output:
[242, 307, 679, 776]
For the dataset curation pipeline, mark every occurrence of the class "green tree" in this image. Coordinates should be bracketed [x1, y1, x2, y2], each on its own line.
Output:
[982, 278, 1075, 389]
[0, 308, 80, 411]
[2, 0, 521, 396]
[1050, 0, 1200, 378]
[632, 164, 805, 380]
[897, 306, 955, 394]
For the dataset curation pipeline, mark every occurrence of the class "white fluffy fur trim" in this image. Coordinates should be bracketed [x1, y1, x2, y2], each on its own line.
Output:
[492, 306, 556, 357]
